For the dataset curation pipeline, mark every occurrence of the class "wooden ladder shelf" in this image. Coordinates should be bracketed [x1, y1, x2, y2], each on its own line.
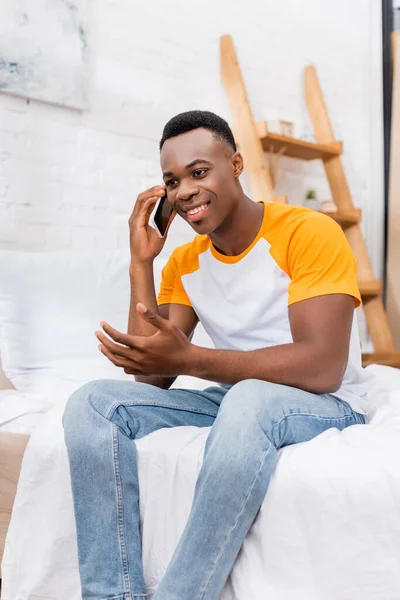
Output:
[220, 34, 400, 369]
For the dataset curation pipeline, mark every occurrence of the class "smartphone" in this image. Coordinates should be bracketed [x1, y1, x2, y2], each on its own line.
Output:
[149, 194, 174, 238]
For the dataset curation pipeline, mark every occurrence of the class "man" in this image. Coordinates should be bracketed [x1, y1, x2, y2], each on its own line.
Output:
[63, 110, 368, 600]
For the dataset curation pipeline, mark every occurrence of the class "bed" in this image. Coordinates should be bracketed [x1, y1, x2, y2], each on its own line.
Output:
[0, 358, 51, 576]
[0, 363, 30, 576]
[0, 246, 216, 585]
[1, 249, 400, 600]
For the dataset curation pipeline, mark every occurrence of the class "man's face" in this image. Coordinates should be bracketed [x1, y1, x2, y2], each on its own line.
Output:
[160, 128, 241, 235]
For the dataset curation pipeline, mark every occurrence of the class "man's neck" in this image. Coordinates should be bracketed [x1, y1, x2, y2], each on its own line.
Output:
[209, 196, 264, 256]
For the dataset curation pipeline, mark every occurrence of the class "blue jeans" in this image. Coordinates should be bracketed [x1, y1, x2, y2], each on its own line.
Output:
[62, 378, 366, 600]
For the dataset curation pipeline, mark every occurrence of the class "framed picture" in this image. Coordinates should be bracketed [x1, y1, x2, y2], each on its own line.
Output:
[0, 0, 88, 110]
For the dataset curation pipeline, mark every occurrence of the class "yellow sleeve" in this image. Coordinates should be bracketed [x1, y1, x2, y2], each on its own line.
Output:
[287, 213, 361, 308]
[157, 253, 192, 307]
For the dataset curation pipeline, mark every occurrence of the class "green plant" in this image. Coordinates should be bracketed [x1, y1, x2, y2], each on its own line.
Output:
[305, 189, 317, 200]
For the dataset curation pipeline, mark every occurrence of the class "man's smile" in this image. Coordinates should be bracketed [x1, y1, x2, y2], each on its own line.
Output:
[182, 200, 211, 222]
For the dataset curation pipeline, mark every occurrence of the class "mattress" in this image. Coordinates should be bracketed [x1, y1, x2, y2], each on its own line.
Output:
[2, 365, 400, 600]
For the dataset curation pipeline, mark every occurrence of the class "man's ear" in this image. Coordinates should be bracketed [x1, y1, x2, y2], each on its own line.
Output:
[232, 151, 244, 178]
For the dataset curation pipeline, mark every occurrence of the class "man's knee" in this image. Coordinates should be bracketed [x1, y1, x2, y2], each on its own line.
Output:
[219, 379, 290, 426]
[63, 378, 144, 430]
[204, 380, 285, 463]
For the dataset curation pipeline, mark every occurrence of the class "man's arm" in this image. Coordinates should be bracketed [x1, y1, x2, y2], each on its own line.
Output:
[98, 293, 355, 396]
[128, 263, 198, 389]
[190, 294, 354, 395]
[125, 183, 198, 389]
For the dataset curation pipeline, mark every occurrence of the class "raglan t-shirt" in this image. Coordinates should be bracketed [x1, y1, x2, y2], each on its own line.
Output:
[158, 201, 373, 415]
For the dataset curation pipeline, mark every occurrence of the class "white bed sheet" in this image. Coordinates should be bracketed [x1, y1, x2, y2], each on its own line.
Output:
[0, 390, 55, 435]
[2, 367, 400, 600]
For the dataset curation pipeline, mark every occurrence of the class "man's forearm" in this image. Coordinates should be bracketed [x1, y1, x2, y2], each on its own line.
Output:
[128, 261, 172, 389]
[188, 342, 345, 395]
[128, 261, 160, 337]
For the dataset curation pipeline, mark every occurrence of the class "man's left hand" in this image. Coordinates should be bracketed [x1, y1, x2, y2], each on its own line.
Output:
[95, 303, 196, 377]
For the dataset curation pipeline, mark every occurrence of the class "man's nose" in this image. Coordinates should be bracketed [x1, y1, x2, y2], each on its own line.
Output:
[176, 183, 199, 202]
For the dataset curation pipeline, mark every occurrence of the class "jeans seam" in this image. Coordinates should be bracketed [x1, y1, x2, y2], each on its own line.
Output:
[270, 410, 358, 432]
[268, 411, 358, 444]
[196, 442, 271, 600]
[98, 595, 147, 599]
[105, 400, 217, 421]
[112, 424, 133, 598]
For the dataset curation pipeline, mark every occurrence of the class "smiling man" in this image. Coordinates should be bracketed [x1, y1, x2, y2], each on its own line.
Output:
[63, 110, 370, 600]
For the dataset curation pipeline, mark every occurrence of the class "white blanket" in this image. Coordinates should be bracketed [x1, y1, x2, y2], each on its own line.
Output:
[2, 366, 400, 600]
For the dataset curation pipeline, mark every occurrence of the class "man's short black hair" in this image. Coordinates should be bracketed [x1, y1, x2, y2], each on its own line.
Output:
[159, 110, 237, 153]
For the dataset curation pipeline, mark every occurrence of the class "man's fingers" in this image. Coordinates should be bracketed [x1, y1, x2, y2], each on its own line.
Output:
[136, 303, 169, 331]
[123, 367, 137, 375]
[99, 321, 154, 352]
[130, 196, 157, 230]
[133, 185, 166, 214]
[139, 184, 166, 200]
[95, 331, 132, 359]
[98, 343, 142, 373]
[100, 322, 138, 347]
[136, 185, 165, 204]
[144, 196, 158, 213]
[130, 185, 167, 228]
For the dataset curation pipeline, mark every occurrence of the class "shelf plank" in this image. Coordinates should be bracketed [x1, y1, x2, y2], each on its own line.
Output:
[256, 121, 343, 161]
[323, 209, 361, 227]
[362, 352, 400, 368]
[358, 280, 382, 297]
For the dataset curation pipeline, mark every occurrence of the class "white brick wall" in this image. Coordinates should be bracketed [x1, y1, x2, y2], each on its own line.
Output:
[0, 0, 384, 279]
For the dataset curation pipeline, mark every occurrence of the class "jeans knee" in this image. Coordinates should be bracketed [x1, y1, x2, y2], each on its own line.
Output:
[63, 378, 140, 432]
[218, 379, 291, 430]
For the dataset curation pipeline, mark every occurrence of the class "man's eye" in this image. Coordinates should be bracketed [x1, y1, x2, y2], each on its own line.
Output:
[165, 179, 177, 187]
[193, 169, 207, 177]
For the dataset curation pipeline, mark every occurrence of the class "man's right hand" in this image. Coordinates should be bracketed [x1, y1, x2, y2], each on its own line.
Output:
[128, 184, 175, 265]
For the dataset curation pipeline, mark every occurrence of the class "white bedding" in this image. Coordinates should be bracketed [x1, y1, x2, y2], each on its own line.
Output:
[0, 390, 54, 435]
[2, 365, 400, 600]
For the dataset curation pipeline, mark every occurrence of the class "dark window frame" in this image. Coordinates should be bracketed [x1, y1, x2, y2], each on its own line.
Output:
[382, 0, 393, 302]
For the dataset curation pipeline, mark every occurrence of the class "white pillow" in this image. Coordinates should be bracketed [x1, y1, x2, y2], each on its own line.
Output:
[0, 249, 213, 396]
[365, 364, 400, 392]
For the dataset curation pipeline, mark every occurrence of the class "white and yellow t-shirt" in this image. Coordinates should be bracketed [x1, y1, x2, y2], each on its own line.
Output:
[158, 201, 372, 414]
